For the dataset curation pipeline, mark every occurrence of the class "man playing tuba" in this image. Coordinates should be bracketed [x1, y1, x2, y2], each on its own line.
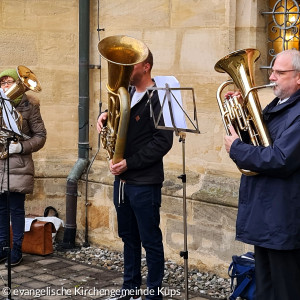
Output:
[97, 50, 173, 300]
[224, 50, 300, 300]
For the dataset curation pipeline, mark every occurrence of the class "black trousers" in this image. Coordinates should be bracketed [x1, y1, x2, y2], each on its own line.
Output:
[255, 245, 300, 300]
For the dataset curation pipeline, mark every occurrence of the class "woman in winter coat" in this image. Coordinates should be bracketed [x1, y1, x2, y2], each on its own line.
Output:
[0, 68, 47, 266]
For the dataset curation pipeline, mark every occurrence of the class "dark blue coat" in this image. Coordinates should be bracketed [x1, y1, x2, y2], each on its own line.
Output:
[230, 89, 300, 250]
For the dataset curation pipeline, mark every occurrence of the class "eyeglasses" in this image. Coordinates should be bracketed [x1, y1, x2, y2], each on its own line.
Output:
[0, 80, 15, 87]
[268, 69, 296, 77]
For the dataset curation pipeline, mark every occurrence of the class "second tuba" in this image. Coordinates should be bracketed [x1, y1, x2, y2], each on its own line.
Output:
[0, 65, 42, 159]
[98, 35, 149, 164]
[214, 49, 275, 175]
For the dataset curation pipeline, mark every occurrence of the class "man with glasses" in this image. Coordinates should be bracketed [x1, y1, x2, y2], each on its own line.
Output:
[0, 68, 46, 267]
[224, 49, 300, 300]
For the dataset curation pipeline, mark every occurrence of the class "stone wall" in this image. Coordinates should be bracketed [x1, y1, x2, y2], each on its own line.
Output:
[0, 0, 273, 276]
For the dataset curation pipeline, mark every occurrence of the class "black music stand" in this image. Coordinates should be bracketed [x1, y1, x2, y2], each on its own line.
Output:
[147, 77, 200, 300]
[0, 89, 23, 300]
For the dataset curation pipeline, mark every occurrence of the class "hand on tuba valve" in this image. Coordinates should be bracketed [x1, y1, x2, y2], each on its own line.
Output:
[222, 90, 257, 145]
[96, 112, 107, 134]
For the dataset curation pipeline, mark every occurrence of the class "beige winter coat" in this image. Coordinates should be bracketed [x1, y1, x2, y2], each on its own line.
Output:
[0, 93, 47, 193]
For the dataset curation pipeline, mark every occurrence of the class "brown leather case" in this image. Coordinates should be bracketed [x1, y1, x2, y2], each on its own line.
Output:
[11, 220, 56, 255]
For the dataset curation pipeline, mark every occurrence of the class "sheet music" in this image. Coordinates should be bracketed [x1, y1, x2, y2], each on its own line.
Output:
[154, 76, 188, 129]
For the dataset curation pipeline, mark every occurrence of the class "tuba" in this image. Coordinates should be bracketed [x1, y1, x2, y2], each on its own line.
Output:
[98, 35, 149, 164]
[214, 49, 275, 175]
[0, 65, 42, 159]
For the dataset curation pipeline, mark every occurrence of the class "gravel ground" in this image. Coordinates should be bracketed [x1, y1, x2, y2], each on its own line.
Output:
[54, 246, 231, 299]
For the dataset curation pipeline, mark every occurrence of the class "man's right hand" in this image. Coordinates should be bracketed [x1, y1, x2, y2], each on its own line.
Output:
[97, 112, 108, 133]
[224, 125, 239, 153]
[224, 91, 243, 104]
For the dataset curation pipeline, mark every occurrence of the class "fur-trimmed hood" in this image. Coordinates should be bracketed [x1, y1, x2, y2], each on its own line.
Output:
[24, 92, 40, 106]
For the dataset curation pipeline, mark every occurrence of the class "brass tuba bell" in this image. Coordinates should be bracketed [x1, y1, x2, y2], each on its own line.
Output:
[5, 65, 42, 100]
[0, 65, 42, 159]
[214, 49, 275, 175]
[98, 35, 149, 164]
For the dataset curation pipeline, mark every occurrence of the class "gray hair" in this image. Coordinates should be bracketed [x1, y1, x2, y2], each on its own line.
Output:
[275, 49, 300, 71]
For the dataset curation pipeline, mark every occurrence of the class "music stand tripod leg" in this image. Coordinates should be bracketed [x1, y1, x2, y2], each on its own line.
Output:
[5, 136, 17, 300]
[178, 132, 189, 300]
[147, 83, 200, 300]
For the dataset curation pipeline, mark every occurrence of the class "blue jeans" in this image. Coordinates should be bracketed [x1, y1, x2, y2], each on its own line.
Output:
[0, 192, 25, 246]
[114, 180, 164, 300]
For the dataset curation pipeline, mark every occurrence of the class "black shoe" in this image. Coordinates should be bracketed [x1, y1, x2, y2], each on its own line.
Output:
[108, 297, 141, 300]
[107, 293, 142, 300]
[0, 242, 7, 263]
[5, 244, 22, 267]
[5, 256, 23, 267]
[107, 296, 130, 300]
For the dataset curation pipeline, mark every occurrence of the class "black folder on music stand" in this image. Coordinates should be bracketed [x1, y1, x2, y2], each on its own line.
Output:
[147, 76, 200, 300]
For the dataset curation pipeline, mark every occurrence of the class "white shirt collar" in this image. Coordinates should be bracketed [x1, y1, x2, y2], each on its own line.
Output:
[131, 91, 146, 108]
[277, 97, 289, 105]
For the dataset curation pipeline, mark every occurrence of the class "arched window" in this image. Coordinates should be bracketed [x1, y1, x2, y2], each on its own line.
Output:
[261, 0, 300, 67]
